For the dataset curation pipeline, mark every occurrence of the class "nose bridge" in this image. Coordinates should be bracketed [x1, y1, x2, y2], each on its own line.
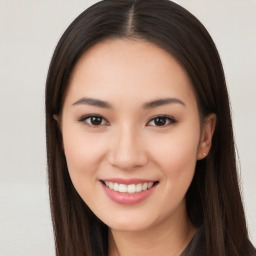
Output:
[108, 122, 147, 170]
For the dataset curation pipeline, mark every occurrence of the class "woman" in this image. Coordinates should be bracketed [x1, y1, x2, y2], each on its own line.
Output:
[45, 0, 256, 255]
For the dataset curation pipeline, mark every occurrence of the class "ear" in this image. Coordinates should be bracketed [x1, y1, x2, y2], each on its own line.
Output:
[197, 113, 216, 160]
[53, 114, 59, 122]
[53, 114, 62, 129]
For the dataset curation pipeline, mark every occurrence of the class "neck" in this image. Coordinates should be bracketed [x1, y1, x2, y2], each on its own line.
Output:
[108, 206, 197, 256]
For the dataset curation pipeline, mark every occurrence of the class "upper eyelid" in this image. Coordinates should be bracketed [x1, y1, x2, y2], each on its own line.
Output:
[78, 113, 107, 120]
[146, 115, 177, 127]
[147, 114, 176, 122]
[78, 114, 110, 126]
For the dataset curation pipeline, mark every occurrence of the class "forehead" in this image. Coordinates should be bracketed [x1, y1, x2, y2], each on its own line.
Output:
[65, 38, 196, 107]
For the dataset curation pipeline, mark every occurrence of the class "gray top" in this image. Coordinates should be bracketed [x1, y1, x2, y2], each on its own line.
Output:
[181, 226, 256, 256]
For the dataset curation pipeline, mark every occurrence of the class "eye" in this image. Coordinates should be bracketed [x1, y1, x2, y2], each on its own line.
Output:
[147, 115, 176, 127]
[78, 114, 109, 127]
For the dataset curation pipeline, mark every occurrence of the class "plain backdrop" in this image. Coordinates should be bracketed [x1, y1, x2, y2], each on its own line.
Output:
[0, 1, 255, 255]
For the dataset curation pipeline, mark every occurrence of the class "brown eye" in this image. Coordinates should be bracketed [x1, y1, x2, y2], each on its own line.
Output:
[153, 117, 168, 126]
[147, 115, 176, 127]
[90, 116, 103, 125]
[79, 115, 109, 127]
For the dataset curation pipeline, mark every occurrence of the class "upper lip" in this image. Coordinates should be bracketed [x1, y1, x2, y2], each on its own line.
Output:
[100, 178, 158, 185]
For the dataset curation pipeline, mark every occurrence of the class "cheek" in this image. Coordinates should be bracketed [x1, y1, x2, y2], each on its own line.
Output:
[149, 133, 199, 213]
[62, 129, 110, 212]
[150, 131, 200, 172]
[62, 125, 107, 183]
[148, 126, 200, 197]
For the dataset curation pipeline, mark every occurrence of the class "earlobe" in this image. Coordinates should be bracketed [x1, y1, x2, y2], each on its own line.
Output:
[197, 113, 216, 160]
[53, 114, 62, 129]
[53, 114, 59, 122]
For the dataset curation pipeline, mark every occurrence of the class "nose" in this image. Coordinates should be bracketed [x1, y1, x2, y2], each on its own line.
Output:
[107, 125, 148, 170]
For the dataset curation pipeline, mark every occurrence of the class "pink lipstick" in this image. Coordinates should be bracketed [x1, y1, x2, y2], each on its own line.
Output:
[100, 179, 158, 205]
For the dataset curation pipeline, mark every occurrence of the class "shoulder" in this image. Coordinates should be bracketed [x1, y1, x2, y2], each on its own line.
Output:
[181, 226, 205, 256]
[181, 226, 256, 256]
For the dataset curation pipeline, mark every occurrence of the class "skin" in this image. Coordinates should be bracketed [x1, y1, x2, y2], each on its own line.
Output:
[57, 38, 216, 256]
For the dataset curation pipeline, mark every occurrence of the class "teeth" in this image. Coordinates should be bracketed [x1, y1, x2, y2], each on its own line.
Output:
[119, 184, 127, 193]
[136, 183, 142, 193]
[113, 183, 119, 191]
[104, 181, 155, 194]
[109, 182, 114, 189]
[142, 183, 148, 191]
[148, 182, 153, 188]
[127, 184, 135, 193]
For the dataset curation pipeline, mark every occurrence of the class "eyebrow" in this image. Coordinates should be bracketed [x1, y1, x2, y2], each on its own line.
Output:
[72, 97, 185, 109]
[72, 97, 112, 108]
[143, 98, 186, 109]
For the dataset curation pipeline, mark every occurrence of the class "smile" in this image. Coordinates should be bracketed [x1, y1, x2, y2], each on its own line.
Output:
[101, 179, 159, 204]
[104, 181, 154, 194]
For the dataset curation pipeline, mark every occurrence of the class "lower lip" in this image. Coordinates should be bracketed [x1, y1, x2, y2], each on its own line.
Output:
[101, 183, 157, 205]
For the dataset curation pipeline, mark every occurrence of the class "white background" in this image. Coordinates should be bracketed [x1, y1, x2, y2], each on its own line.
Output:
[0, 1, 255, 255]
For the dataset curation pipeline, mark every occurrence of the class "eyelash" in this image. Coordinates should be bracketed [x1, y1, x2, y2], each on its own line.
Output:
[78, 114, 110, 128]
[78, 114, 177, 128]
[147, 115, 177, 127]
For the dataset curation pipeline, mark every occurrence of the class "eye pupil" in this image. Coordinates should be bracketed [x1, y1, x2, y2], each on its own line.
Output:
[154, 117, 167, 126]
[91, 116, 102, 125]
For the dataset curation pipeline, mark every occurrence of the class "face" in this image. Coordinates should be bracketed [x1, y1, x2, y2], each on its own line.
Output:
[59, 39, 214, 232]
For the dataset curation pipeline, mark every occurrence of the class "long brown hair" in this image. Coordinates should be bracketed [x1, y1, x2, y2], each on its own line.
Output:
[45, 0, 249, 255]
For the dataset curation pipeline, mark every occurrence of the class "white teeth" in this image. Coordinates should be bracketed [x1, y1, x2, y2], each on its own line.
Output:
[142, 183, 148, 191]
[136, 183, 143, 193]
[127, 184, 136, 194]
[113, 183, 119, 191]
[109, 182, 114, 189]
[119, 184, 127, 193]
[148, 182, 153, 189]
[104, 181, 155, 194]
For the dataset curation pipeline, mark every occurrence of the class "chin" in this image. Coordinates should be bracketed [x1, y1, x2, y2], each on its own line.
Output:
[104, 214, 158, 232]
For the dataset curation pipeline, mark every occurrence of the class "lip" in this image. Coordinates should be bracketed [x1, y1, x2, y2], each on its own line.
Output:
[102, 178, 156, 185]
[100, 179, 158, 205]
